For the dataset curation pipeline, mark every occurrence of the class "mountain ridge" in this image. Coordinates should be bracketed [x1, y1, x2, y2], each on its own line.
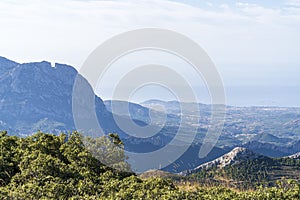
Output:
[181, 147, 264, 175]
[286, 152, 300, 159]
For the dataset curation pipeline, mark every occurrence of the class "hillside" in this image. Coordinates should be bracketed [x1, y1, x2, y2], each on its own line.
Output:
[286, 152, 300, 159]
[184, 147, 300, 189]
[141, 100, 300, 148]
[243, 140, 300, 157]
[182, 147, 263, 175]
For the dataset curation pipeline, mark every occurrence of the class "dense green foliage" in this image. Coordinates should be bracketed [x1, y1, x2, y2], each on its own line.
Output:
[1, 131, 300, 199]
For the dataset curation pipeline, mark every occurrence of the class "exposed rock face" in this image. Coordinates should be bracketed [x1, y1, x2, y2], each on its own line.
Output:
[0, 56, 108, 135]
[181, 147, 263, 175]
[198, 147, 261, 168]
[286, 152, 300, 159]
[0, 57, 150, 139]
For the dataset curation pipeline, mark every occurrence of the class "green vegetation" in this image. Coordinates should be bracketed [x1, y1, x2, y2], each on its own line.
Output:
[1, 131, 300, 199]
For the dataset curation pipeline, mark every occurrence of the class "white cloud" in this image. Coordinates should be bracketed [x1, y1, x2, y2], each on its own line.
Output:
[0, 0, 299, 89]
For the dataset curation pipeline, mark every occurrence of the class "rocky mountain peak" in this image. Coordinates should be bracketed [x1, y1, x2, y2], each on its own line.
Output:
[286, 152, 300, 159]
[0, 56, 19, 74]
[181, 147, 263, 175]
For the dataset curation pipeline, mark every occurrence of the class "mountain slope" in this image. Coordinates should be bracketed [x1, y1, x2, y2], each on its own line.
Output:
[0, 57, 137, 137]
[251, 133, 293, 144]
[286, 152, 300, 159]
[0, 59, 77, 134]
[243, 140, 300, 157]
[141, 100, 300, 148]
[182, 147, 264, 175]
[184, 147, 300, 188]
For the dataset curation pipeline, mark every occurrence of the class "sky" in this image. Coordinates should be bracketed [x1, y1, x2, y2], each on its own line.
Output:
[0, 0, 300, 106]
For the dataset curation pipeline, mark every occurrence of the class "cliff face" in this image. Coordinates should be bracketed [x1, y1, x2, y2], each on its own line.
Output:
[0, 56, 108, 135]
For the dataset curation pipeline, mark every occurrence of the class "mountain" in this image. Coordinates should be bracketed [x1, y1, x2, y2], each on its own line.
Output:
[162, 143, 230, 173]
[141, 99, 212, 118]
[0, 56, 153, 143]
[182, 147, 264, 175]
[0, 56, 145, 138]
[243, 140, 300, 157]
[104, 100, 152, 124]
[286, 152, 300, 159]
[0, 57, 76, 134]
[0, 57, 120, 136]
[104, 100, 179, 126]
[251, 133, 292, 144]
[0, 56, 19, 75]
[284, 119, 300, 131]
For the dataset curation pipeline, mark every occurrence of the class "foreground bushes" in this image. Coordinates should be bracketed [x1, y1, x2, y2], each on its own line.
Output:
[0, 131, 300, 199]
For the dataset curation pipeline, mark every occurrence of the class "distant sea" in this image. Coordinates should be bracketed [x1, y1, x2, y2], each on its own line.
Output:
[225, 86, 300, 107]
[99, 85, 300, 107]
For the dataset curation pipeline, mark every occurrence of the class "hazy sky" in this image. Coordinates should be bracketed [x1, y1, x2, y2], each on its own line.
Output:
[0, 0, 299, 106]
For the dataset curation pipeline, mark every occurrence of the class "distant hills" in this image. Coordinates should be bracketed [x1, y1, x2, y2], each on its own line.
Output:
[141, 99, 300, 145]
[182, 147, 263, 174]
[243, 140, 300, 157]
[108, 99, 300, 157]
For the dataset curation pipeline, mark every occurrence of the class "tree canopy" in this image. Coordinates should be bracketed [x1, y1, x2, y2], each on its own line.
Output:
[1, 131, 300, 199]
